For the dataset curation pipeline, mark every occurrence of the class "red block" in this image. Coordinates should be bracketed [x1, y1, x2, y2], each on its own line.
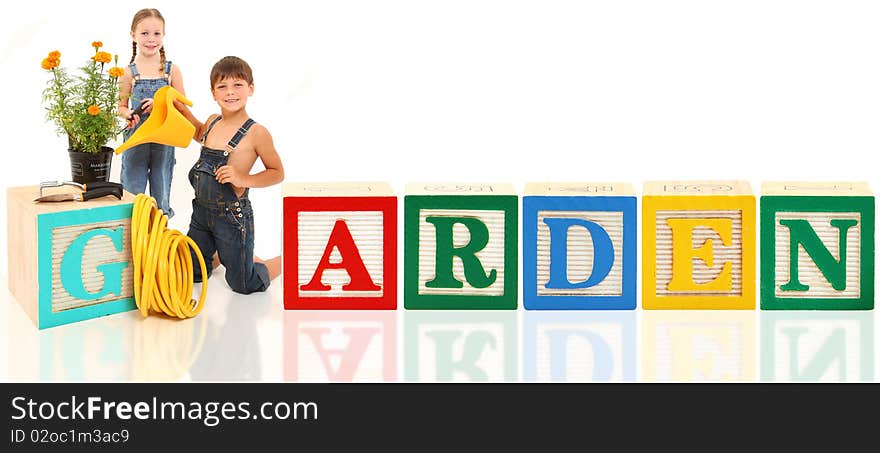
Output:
[283, 183, 397, 309]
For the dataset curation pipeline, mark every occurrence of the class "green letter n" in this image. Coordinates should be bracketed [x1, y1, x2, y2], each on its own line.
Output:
[779, 218, 857, 292]
[425, 216, 497, 289]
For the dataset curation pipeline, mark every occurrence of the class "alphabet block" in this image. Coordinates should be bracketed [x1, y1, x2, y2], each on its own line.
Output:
[642, 181, 756, 309]
[6, 186, 136, 329]
[760, 182, 874, 310]
[522, 182, 636, 310]
[404, 183, 518, 309]
[283, 182, 397, 309]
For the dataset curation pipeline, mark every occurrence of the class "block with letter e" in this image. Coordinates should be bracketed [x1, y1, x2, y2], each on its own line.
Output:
[404, 183, 518, 309]
[760, 182, 874, 310]
[283, 182, 397, 310]
[6, 185, 136, 329]
[642, 181, 756, 309]
[522, 182, 637, 310]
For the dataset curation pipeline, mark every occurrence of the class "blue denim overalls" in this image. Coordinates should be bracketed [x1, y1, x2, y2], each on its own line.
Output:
[121, 61, 176, 217]
[187, 116, 270, 294]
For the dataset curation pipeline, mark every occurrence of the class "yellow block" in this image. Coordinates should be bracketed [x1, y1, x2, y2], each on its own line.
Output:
[642, 181, 756, 309]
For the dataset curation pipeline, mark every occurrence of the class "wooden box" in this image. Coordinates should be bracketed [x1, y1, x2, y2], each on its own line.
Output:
[404, 183, 518, 309]
[6, 185, 136, 329]
[522, 182, 637, 310]
[760, 182, 874, 310]
[282, 182, 397, 309]
[642, 181, 756, 309]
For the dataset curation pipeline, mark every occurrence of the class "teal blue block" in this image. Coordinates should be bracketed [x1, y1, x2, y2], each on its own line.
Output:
[37, 204, 135, 329]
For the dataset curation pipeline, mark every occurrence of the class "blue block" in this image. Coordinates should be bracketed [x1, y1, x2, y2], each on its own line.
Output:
[522, 185, 637, 310]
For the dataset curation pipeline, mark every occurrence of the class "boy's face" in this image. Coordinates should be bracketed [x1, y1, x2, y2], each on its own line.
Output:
[212, 77, 254, 112]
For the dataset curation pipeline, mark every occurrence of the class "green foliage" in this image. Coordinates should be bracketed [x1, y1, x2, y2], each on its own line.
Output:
[41, 44, 124, 153]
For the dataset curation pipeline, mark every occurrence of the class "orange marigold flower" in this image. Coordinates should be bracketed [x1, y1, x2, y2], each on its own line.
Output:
[92, 41, 103, 48]
[48, 50, 61, 59]
[41, 58, 54, 70]
[87, 105, 100, 116]
[92, 51, 112, 64]
[108, 66, 124, 78]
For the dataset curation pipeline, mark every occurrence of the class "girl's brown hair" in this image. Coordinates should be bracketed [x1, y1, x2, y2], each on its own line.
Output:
[129, 8, 166, 73]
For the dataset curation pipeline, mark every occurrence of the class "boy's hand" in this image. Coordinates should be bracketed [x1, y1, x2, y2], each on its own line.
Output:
[215, 165, 247, 187]
[140, 98, 154, 115]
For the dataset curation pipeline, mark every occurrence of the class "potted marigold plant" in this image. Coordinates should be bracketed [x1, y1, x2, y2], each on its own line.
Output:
[41, 41, 125, 183]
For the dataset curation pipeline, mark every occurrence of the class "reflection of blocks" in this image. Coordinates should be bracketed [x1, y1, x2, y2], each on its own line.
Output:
[642, 181, 756, 309]
[404, 311, 517, 381]
[760, 182, 874, 310]
[283, 182, 397, 310]
[523, 311, 636, 382]
[522, 182, 636, 310]
[6, 186, 136, 329]
[404, 183, 518, 309]
[284, 311, 397, 382]
[642, 311, 755, 381]
[760, 312, 874, 382]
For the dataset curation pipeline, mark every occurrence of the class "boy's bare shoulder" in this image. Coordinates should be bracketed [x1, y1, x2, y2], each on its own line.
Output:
[249, 122, 272, 138]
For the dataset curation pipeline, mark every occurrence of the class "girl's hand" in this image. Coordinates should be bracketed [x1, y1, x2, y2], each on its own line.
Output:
[125, 112, 141, 129]
[215, 165, 247, 187]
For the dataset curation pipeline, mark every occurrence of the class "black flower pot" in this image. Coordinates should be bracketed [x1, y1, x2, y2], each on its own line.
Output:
[69, 147, 113, 184]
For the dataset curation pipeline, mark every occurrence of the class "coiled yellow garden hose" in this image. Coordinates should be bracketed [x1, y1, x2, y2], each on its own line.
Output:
[132, 193, 208, 318]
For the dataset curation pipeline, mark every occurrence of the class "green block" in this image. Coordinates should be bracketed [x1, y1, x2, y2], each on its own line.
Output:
[404, 184, 518, 309]
[760, 183, 874, 310]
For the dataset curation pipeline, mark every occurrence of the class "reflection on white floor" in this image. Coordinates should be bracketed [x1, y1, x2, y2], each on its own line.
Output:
[3, 267, 283, 382]
[522, 311, 636, 382]
[3, 276, 878, 382]
[760, 312, 873, 382]
[404, 311, 517, 382]
[284, 311, 396, 382]
[642, 311, 756, 382]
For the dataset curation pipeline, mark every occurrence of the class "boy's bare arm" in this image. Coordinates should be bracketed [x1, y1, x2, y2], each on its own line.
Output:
[216, 125, 284, 189]
[173, 100, 210, 142]
[247, 125, 284, 188]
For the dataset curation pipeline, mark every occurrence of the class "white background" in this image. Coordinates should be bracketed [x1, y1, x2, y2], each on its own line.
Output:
[1, 1, 878, 382]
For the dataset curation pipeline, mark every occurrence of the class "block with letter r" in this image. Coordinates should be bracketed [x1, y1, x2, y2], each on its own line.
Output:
[760, 182, 874, 310]
[404, 183, 518, 309]
[522, 182, 637, 310]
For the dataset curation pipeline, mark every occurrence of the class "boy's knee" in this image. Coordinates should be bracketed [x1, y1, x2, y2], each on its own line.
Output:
[225, 264, 270, 294]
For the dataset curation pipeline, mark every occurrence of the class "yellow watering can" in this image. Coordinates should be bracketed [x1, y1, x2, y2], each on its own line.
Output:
[115, 86, 195, 155]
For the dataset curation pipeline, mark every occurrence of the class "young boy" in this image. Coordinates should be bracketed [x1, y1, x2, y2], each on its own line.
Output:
[175, 56, 284, 294]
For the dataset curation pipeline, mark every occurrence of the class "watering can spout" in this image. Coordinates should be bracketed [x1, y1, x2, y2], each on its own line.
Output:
[115, 86, 194, 155]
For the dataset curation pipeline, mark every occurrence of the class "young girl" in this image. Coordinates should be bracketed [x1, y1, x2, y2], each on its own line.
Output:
[117, 8, 186, 218]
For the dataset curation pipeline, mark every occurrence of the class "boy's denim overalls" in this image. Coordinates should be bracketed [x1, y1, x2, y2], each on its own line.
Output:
[121, 61, 176, 217]
[188, 116, 270, 294]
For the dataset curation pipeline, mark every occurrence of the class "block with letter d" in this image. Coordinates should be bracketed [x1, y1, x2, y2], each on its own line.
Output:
[642, 181, 756, 309]
[404, 183, 518, 309]
[760, 182, 874, 310]
[6, 186, 136, 329]
[283, 182, 397, 309]
[522, 182, 637, 310]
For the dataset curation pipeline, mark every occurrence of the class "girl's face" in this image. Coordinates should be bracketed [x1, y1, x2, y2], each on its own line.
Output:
[131, 17, 165, 57]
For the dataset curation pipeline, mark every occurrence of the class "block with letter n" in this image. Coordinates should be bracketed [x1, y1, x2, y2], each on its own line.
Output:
[522, 182, 637, 310]
[760, 182, 874, 310]
[283, 182, 397, 309]
[6, 186, 136, 329]
[642, 181, 756, 309]
[404, 183, 518, 309]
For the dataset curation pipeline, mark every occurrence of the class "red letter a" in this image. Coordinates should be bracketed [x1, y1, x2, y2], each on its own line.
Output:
[300, 220, 381, 291]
